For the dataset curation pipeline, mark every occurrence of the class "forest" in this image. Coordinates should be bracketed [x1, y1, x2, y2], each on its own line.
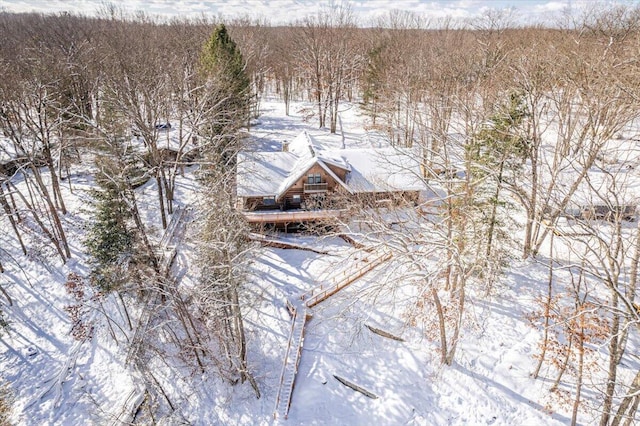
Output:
[1, 3, 640, 425]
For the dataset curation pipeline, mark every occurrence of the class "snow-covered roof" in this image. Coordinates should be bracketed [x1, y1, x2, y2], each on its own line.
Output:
[568, 168, 640, 208]
[288, 131, 316, 158]
[341, 148, 425, 193]
[288, 131, 351, 170]
[274, 156, 353, 201]
[236, 151, 299, 197]
[236, 131, 426, 198]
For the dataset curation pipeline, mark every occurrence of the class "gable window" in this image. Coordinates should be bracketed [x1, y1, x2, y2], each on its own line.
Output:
[263, 196, 276, 206]
[308, 173, 322, 184]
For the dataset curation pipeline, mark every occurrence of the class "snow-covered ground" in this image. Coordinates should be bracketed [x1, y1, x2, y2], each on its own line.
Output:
[1, 98, 637, 425]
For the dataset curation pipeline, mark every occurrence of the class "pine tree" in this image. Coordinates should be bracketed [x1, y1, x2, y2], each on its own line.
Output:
[196, 25, 259, 397]
[201, 24, 250, 98]
[361, 45, 384, 126]
[468, 93, 527, 287]
[200, 23, 251, 145]
[84, 158, 133, 292]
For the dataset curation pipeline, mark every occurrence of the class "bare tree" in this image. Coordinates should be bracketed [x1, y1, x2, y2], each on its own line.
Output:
[296, 4, 363, 133]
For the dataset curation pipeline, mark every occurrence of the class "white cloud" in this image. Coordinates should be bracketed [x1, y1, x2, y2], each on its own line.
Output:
[0, 0, 625, 25]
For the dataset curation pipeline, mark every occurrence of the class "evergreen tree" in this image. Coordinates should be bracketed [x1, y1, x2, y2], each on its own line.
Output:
[200, 23, 251, 150]
[194, 25, 259, 397]
[468, 93, 528, 285]
[201, 24, 250, 99]
[361, 44, 384, 126]
[84, 158, 133, 292]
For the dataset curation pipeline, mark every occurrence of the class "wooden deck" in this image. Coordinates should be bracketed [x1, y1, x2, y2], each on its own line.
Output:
[242, 209, 346, 224]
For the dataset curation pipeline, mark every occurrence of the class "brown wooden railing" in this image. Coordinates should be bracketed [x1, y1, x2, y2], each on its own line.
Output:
[301, 251, 392, 308]
[304, 183, 328, 192]
[272, 245, 393, 421]
[242, 209, 346, 224]
[274, 306, 307, 420]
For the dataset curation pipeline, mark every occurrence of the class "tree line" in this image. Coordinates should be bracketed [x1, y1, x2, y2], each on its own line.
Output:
[1, 4, 640, 424]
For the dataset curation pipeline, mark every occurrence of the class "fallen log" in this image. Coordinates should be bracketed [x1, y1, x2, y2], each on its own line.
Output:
[337, 234, 368, 250]
[248, 235, 330, 254]
[365, 324, 405, 342]
[333, 375, 378, 399]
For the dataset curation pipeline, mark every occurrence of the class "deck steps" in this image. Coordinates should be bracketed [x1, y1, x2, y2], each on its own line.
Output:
[301, 250, 392, 308]
[273, 248, 392, 421]
[274, 306, 308, 420]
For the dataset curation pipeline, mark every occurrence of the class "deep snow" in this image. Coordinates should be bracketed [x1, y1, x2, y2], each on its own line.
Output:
[0, 98, 637, 425]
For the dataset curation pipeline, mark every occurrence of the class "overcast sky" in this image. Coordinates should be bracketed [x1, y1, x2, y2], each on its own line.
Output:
[0, 0, 635, 25]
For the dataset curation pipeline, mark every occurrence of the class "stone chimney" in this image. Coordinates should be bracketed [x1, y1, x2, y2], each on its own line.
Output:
[282, 140, 289, 152]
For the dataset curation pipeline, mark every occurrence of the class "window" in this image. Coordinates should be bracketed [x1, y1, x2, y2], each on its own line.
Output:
[307, 173, 322, 184]
[292, 194, 301, 203]
[263, 197, 276, 205]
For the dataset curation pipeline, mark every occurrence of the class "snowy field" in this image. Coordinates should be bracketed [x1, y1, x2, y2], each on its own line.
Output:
[1, 98, 637, 425]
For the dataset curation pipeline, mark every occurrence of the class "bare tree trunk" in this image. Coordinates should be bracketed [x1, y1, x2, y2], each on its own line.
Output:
[28, 165, 70, 259]
[173, 289, 205, 373]
[611, 369, 640, 426]
[44, 145, 67, 215]
[161, 167, 173, 215]
[0, 282, 11, 305]
[156, 173, 167, 230]
[174, 289, 207, 368]
[486, 160, 505, 260]
[601, 290, 621, 426]
[552, 335, 573, 390]
[431, 287, 448, 364]
[230, 285, 248, 382]
[315, 59, 324, 128]
[126, 186, 159, 273]
[445, 284, 465, 366]
[283, 77, 291, 116]
[10, 179, 66, 261]
[533, 231, 554, 379]
[0, 183, 27, 255]
[117, 292, 133, 331]
[571, 319, 585, 426]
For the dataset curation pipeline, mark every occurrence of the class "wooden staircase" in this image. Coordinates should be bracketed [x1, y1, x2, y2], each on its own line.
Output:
[301, 250, 392, 308]
[272, 248, 393, 420]
[273, 305, 308, 420]
[157, 206, 188, 274]
[126, 208, 190, 371]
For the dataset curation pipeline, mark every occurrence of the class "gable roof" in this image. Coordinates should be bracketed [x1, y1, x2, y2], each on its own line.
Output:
[275, 156, 353, 201]
[236, 130, 426, 199]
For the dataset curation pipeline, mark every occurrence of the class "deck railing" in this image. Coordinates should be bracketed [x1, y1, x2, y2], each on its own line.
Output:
[301, 250, 392, 308]
[304, 183, 328, 192]
[242, 209, 345, 223]
[274, 306, 307, 420]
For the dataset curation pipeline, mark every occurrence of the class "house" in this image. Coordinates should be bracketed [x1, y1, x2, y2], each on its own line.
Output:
[579, 204, 637, 222]
[236, 131, 425, 228]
